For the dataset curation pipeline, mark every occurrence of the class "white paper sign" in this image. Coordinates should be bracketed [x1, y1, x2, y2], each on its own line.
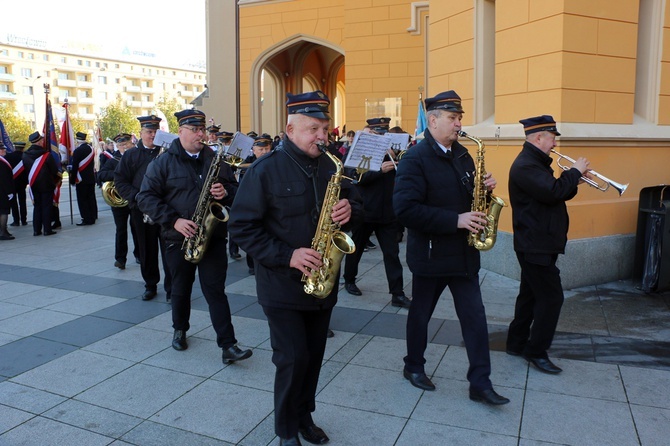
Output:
[154, 130, 178, 148]
[226, 132, 255, 160]
[343, 131, 393, 173]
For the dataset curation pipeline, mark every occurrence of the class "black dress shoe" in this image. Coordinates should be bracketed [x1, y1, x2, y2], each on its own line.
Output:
[506, 349, 522, 357]
[10, 221, 20, 227]
[469, 388, 510, 405]
[248, 268, 255, 275]
[222, 345, 252, 364]
[523, 355, 562, 374]
[21, 221, 28, 226]
[299, 424, 329, 445]
[135, 257, 141, 264]
[403, 369, 436, 391]
[51, 222, 61, 229]
[33, 231, 42, 236]
[172, 330, 188, 351]
[114, 260, 126, 270]
[142, 289, 157, 301]
[391, 294, 411, 308]
[43, 231, 57, 236]
[344, 282, 362, 296]
[230, 252, 242, 260]
[326, 329, 334, 338]
[279, 436, 302, 446]
[0, 234, 15, 240]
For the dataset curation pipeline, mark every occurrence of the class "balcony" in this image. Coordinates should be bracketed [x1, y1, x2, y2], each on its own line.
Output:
[79, 113, 97, 121]
[0, 91, 17, 100]
[0, 73, 15, 82]
[59, 96, 76, 103]
[77, 81, 94, 88]
[78, 97, 95, 105]
[56, 79, 76, 87]
[141, 87, 155, 94]
[127, 100, 141, 107]
[141, 101, 154, 108]
[180, 90, 194, 98]
[125, 85, 141, 93]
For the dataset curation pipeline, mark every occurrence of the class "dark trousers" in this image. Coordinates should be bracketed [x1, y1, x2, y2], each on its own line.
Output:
[405, 274, 492, 391]
[343, 221, 404, 295]
[507, 252, 563, 359]
[32, 191, 53, 234]
[262, 305, 332, 439]
[111, 205, 138, 263]
[75, 182, 97, 223]
[229, 234, 239, 255]
[130, 207, 171, 296]
[10, 186, 27, 224]
[165, 237, 236, 348]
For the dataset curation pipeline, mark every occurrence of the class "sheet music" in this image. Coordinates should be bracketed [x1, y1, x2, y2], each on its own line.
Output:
[343, 131, 392, 172]
[226, 132, 254, 160]
[154, 130, 178, 148]
[387, 133, 410, 152]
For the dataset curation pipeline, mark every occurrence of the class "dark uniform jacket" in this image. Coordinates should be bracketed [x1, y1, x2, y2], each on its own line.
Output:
[509, 141, 581, 255]
[136, 139, 237, 244]
[393, 129, 480, 277]
[23, 145, 59, 193]
[97, 150, 121, 183]
[71, 142, 95, 185]
[0, 155, 14, 209]
[356, 153, 397, 224]
[114, 141, 162, 209]
[5, 151, 28, 190]
[228, 138, 363, 311]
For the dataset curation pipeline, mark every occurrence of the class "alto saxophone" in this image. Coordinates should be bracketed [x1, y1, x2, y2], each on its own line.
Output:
[458, 130, 507, 251]
[182, 144, 230, 263]
[302, 145, 356, 298]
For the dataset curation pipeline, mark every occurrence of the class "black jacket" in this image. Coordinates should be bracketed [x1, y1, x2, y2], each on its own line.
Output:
[0, 156, 13, 209]
[71, 143, 96, 185]
[97, 151, 121, 183]
[5, 151, 28, 189]
[393, 129, 480, 277]
[114, 141, 162, 209]
[356, 153, 397, 224]
[509, 141, 581, 254]
[23, 145, 59, 193]
[228, 138, 363, 310]
[136, 139, 237, 244]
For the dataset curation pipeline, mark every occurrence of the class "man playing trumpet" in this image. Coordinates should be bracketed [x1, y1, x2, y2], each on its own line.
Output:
[506, 115, 590, 374]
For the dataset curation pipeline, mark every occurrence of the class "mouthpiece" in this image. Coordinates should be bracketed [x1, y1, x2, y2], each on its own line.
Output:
[457, 130, 468, 137]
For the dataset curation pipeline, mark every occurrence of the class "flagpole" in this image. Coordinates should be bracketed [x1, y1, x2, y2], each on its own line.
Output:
[64, 100, 74, 225]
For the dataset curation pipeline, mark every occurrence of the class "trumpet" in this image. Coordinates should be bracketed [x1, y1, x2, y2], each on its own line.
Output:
[551, 150, 628, 196]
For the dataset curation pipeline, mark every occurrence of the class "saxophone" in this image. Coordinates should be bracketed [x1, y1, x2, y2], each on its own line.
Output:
[302, 146, 356, 298]
[182, 144, 230, 263]
[457, 130, 507, 251]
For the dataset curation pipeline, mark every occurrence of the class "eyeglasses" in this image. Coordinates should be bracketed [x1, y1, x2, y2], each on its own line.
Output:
[182, 125, 205, 134]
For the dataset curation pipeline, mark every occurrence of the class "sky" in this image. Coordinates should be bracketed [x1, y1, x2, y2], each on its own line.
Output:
[2, 0, 206, 69]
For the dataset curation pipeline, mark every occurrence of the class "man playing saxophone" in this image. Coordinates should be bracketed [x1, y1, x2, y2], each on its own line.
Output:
[506, 115, 589, 374]
[229, 91, 362, 446]
[136, 109, 252, 364]
[393, 90, 509, 405]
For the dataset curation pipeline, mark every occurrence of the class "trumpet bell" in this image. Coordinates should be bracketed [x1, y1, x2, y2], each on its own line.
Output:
[102, 181, 128, 207]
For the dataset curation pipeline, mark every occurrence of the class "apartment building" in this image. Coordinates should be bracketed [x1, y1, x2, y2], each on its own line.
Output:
[0, 42, 206, 130]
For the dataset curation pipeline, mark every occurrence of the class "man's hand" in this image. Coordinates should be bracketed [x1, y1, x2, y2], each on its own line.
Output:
[331, 198, 351, 225]
[483, 172, 497, 192]
[380, 160, 396, 173]
[458, 211, 488, 234]
[571, 157, 590, 175]
[174, 217, 199, 238]
[290, 247, 323, 276]
[210, 182, 227, 200]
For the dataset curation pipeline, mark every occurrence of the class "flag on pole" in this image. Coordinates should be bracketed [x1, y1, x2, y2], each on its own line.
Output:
[59, 100, 76, 161]
[45, 100, 59, 154]
[0, 118, 15, 153]
[414, 94, 427, 140]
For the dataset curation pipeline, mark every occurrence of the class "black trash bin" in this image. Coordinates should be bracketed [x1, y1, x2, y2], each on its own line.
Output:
[633, 185, 670, 293]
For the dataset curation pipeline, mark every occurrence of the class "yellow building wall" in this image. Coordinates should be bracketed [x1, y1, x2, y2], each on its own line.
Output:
[661, 1, 670, 124]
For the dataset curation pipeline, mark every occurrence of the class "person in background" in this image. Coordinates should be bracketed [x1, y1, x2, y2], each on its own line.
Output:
[137, 109, 252, 364]
[393, 90, 509, 405]
[70, 131, 98, 226]
[23, 132, 59, 236]
[0, 140, 15, 240]
[229, 91, 362, 446]
[7, 141, 28, 227]
[115, 115, 172, 301]
[98, 133, 139, 270]
[506, 115, 590, 375]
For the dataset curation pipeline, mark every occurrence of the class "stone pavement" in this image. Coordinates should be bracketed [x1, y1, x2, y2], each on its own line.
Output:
[1, 184, 670, 445]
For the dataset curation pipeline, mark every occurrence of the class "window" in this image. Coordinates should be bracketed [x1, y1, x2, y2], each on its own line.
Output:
[77, 59, 83, 66]
[17, 51, 24, 58]
[22, 86, 33, 95]
[77, 74, 89, 82]
[95, 62, 100, 68]
[114, 63, 119, 69]
[99, 76, 107, 85]
[97, 91, 108, 100]
[58, 72, 69, 80]
[0, 84, 10, 92]
[0, 49, 7, 56]
[42, 54, 49, 61]
[24, 104, 34, 113]
[20, 68, 32, 77]
[27, 53, 34, 60]
[60, 56, 67, 63]
[0, 66, 7, 74]
[85, 60, 91, 67]
[80, 106, 89, 114]
[115, 78, 121, 84]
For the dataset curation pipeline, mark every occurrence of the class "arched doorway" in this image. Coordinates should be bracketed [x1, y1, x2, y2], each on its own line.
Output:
[250, 35, 345, 138]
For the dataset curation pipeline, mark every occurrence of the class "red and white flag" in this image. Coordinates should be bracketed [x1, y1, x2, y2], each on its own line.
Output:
[59, 101, 76, 160]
